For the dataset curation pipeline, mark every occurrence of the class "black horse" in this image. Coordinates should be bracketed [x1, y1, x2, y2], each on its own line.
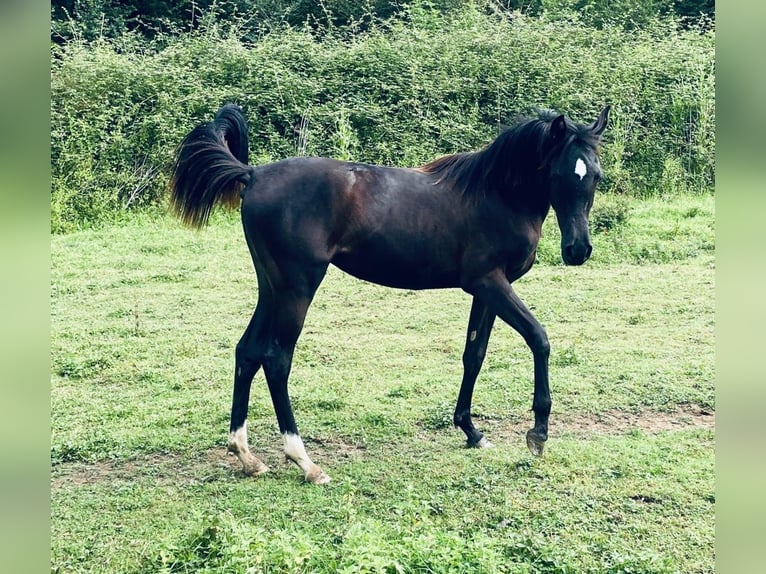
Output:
[171, 103, 610, 483]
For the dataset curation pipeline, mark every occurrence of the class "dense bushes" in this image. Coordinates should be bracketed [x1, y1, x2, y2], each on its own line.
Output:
[50, 4, 714, 232]
[50, 0, 714, 42]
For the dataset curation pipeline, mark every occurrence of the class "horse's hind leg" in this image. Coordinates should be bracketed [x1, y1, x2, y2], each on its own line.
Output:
[227, 297, 271, 476]
[454, 297, 496, 448]
[262, 281, 330, 484]
[264, 337, 330, 484]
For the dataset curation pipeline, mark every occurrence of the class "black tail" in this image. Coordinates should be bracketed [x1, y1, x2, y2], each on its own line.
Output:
[170, 104, 252, 229]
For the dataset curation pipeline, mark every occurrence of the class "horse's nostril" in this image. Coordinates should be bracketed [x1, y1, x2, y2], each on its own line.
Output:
[564, 243, 590, 264]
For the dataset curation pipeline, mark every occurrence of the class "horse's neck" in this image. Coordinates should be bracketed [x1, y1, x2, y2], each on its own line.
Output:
[496, 179, 551, 222]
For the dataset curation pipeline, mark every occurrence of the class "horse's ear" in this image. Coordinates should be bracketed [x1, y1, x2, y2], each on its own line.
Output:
[591, 105, 611, 136]
[550, 114, 567, 142]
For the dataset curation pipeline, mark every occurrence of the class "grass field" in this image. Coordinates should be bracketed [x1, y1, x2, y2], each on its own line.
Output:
[51, 194, 714, 573]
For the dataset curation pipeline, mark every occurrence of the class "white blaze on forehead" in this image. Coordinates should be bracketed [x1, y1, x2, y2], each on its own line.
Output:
[574, 158, 587, 180]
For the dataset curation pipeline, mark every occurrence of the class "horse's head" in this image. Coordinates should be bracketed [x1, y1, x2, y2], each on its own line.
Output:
[546, 106, 610, 265]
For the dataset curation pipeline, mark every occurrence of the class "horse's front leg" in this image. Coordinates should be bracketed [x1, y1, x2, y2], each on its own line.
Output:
[454, 297, 496, 448]
[469, 271, 551, 456]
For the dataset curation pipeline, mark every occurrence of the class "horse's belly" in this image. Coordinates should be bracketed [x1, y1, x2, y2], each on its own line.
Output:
[331, 248, 460, 290]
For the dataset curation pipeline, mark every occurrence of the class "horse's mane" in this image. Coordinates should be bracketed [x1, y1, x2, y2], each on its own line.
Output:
[417, 110, 600, 201]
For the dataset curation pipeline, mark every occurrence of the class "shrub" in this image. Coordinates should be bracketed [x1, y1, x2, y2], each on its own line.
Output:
[50, 0, 715, 43]
[50, 5, 714, 231]
[591, 194, 632, 233]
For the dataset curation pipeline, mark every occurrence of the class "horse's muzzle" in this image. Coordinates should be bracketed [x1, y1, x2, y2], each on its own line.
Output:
[562, 243, 592, 266]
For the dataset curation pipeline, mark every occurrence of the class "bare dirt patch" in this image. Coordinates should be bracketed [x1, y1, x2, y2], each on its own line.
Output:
[52, 405, 712, 491]
[51, 450, 240, 492]
[560, 403, 714, 434]
[51, 435, 367, 492]
[475, 403, 714, 442]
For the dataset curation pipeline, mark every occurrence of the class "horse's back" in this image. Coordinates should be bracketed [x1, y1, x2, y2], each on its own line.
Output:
[239, 157, 470, 289]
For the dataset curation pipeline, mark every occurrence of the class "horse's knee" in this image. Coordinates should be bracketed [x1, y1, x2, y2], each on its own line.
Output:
[235, 336, 264, 373]
[464, 342, 487, 363]
[462, 343, 487, 377]
[262, 348, 290, 380]
[528, 329, 549, 357]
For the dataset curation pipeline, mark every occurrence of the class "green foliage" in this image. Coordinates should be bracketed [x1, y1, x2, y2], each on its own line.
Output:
[50, 0, 468, 42]
[543, 0, 658, 29]
[50, 4, 715, 232]
[147, 512, 516, 573]
[590, 194, 632, 233]
[50, 0, 715, 43]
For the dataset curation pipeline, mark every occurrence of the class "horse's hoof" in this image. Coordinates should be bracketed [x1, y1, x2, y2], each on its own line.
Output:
[475, 436, 495, 449]
[466, 432, 494, 449]
[526, 429, 547, 456]
[243, 461, 270, 477]
[305, 468, 331, 485]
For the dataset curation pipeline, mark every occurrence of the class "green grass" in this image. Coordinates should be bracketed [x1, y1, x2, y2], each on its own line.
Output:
[51, 194, 714, 573]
